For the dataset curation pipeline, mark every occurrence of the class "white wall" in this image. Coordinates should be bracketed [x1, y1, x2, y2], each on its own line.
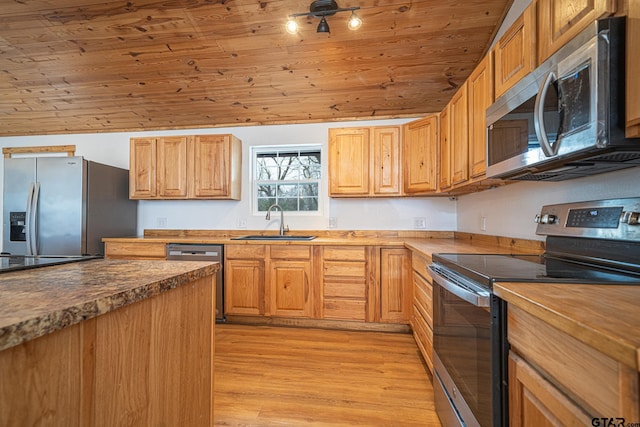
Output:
[0, 119, 458, 236]
[456, 167, 640, 240]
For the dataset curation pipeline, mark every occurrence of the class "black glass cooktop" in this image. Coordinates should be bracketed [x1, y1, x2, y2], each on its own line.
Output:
[432, 253, 640, 287]
[0, 255, 100, 273]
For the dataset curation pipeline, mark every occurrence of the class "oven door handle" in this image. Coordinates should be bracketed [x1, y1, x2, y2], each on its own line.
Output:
[428, 266, 490, 308]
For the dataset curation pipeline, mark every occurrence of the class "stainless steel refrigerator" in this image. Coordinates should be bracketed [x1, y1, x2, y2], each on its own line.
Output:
[3, 156, 137, 256]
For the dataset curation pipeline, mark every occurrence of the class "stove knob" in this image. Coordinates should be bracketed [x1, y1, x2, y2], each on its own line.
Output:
[539, 214, 557, 224]
[622, 211, 640, 225]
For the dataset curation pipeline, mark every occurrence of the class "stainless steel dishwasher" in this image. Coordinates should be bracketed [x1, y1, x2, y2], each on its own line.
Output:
[166, 243, 224, 323]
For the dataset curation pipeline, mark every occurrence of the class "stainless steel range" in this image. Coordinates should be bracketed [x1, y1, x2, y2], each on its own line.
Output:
[428, 197, 640, 427]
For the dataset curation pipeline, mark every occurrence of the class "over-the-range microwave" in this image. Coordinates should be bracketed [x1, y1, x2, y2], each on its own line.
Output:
[486, 17, 640, 181]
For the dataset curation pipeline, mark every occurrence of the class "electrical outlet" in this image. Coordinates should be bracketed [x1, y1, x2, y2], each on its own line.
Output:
[328, 217, 338, 229]
[156, 217, 167, 228]
[236, 218, 247, 228]
[413, 217, 427, 229]
[480, 215, 487, 231]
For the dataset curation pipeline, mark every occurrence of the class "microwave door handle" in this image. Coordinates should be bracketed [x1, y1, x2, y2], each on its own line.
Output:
[534, 71, 557, 157]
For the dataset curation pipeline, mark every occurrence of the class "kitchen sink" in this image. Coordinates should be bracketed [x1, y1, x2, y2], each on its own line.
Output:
[231, 235, 317, 241]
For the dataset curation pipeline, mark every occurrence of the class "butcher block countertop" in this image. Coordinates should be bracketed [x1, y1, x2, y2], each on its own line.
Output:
[494, 282, 640, 372]
[104, 230, 546, 256]
[0, 259, 219, 352]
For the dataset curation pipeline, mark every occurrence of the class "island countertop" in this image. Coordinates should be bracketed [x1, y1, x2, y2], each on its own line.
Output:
[0, 258, 219, 352]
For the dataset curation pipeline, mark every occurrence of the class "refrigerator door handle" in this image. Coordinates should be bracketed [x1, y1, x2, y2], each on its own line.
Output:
[25, 182, 35, 256]
[26, 182, 40, 256]
[31, 182, 40, 256]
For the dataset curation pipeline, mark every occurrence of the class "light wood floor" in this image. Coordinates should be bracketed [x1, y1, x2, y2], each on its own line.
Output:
[214, 324, 442, 426]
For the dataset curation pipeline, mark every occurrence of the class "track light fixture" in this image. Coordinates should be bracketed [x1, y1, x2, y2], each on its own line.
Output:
[286, 1, 361, 34]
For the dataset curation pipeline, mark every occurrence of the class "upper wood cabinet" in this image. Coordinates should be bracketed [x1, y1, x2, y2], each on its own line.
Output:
[372, 127, 402, 195]
[450, 83, 469, 186]
[129, 134, 242, 200]
[537, 0, 616, 64]
[628, 0, 640, 137]
[467, 55, 494, 180]
[438, 108, 451, 191]
[129, 137, 157, 198]
[494, 3, 536, 99]
[403, 115, 438, 194]
[157, 136, 189, 198]
[329, 126, 402, 197]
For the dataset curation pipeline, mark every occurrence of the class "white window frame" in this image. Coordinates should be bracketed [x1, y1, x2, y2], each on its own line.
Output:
[250, 144, 323, 217]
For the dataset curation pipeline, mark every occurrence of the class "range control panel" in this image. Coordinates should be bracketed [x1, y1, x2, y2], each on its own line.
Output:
[535, 198, 640, 240]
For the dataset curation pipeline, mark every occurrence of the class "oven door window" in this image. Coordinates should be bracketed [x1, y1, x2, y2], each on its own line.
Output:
[433, 283, 492, 427]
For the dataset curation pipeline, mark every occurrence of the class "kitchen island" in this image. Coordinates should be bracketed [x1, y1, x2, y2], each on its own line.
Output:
[0, 258, 219, 427]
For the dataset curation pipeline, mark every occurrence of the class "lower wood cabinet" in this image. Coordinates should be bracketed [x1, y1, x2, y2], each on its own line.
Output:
[380, 247, 411, 323]
[0, 275, 215, 427]
[321, 245, 370, 321]
[269, 245, 313, 318]
[509, 351, 591, 426]
[410, 250, 434, 373]
[104, 241, 167, 260]
[224, 245, 266, 316]
[224, 244, 411, 325]
[507, 305, 640, 425]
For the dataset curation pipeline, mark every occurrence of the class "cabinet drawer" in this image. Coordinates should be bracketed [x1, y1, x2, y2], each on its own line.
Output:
[411, 252, 432, 281]
[269, 245, 311, 260]
[323, 261, 366, 279]
[323, 298, 366, 321]
[413, 272, 433, 328]
[508, 306, 639, 418]
[411, 307, 433, 372]
[324, 281, 366, 299]
[225, 244, 266, 259]
[322, 246, 366, 261]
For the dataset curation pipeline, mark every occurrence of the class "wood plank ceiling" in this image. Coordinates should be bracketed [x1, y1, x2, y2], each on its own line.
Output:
[0, 0, 512, 136]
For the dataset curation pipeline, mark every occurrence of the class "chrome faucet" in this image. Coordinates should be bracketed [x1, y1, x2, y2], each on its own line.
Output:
[265, 204, 289, 235]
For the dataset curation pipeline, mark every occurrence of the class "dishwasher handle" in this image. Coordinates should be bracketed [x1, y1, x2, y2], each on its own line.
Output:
[168, 249, 220, 258]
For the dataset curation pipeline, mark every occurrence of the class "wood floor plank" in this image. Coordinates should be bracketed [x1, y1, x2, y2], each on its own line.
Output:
[214, 324, 442, 426]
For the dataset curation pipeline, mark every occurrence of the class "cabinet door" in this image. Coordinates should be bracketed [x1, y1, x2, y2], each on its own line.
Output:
[627, 0, 640, 137]
[372, 126, 402, 195]
[509, 352, 592, 426]
[494, 4, 536, 99]
[438, 107, 451, 190]
[270, 260, 312, 318]
[225, 259, 264, 316]
[157, 136, 189, 198]
[450, 84, 469, 186]
[538, 0, 616, 64]
[380, 248, 411, 323]
[129, 138, 157, 199]
[191, 134, 230, 198]
[403, 115, 438, 194]
[329, 128, 370, 196]
[467, 55, 493, 179]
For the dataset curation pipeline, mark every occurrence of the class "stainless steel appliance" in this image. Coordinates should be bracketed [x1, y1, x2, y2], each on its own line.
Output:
[486, 17, 640, 181]
[166, 243, 225, 322]
[3, 156, 137, 256]
[428, 197, 640, 427]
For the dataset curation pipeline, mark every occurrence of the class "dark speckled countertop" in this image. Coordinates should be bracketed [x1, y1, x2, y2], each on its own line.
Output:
[0, 258, 219, 352]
